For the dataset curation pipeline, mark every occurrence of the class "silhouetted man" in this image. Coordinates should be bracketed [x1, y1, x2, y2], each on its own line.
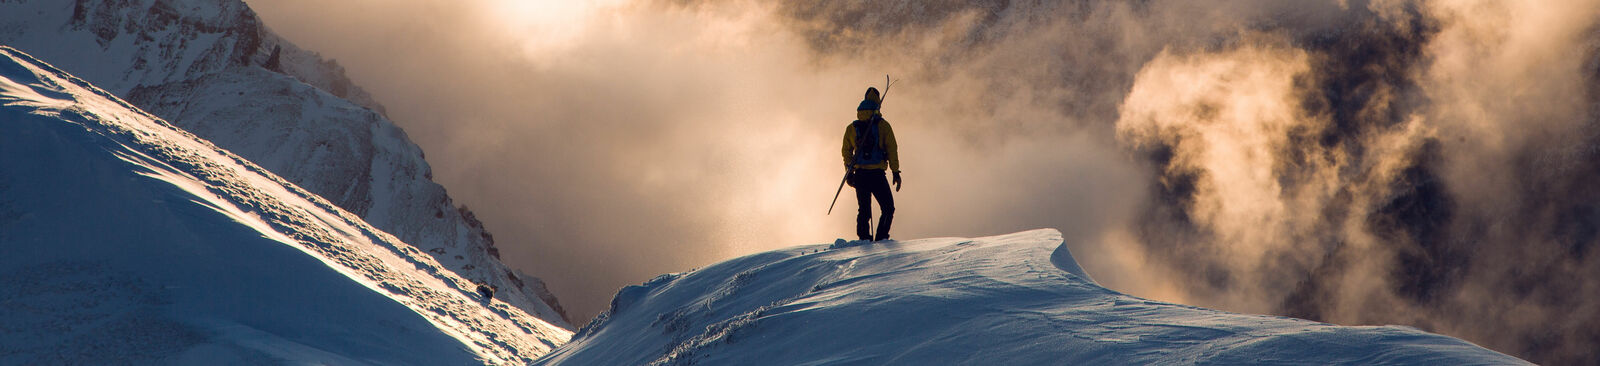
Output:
[842, 87, 901, 241]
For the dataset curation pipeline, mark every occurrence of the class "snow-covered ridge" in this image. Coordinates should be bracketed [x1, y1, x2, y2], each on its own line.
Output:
[0, 45, 569, 364]
[0, 0, 571, 327]
[537, 229, 1527, 365]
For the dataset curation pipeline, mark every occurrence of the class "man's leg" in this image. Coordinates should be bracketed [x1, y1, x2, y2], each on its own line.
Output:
[854, 173, 874, 241]
[873, 175, 895, 241]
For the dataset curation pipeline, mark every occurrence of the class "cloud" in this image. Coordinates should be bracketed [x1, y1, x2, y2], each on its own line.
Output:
[246, 0, 1148, 326]
[246, 0, 1600, 362]
[762, 0, 1600, 362]
[1107, 1, 1600, 363]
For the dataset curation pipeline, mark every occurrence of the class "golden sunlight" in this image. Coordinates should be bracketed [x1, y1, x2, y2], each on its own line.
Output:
[486, 0, 629, 50]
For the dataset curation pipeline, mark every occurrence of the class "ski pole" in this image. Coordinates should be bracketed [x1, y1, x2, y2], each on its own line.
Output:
[827, 171, 849, 215]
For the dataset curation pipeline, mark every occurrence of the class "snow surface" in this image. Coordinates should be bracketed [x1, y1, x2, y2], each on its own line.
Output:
[537, 230, 1527, 365]
[0, 0, 571, 327]
[116, 64, 580, 324]
[0, 46, 570, 364]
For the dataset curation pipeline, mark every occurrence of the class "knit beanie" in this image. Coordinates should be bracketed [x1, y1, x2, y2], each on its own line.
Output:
[857, 99, 880, 111]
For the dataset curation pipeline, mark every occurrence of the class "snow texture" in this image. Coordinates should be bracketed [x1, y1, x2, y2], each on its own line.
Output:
[0, 46, 570, 364]
[538, 230, 1528, 365]
[0, 0, 572, 328]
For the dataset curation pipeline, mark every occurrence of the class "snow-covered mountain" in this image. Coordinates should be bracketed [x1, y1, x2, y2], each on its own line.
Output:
[537, 229, 1528, 365]
[0, 0, 570, 327]
[0, 45, 570, 364]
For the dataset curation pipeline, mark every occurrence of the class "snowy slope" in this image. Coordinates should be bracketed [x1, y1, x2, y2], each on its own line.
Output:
[0, 0, 571, 327]
[537, 229, 1527, 365]
[0, 46, 570, 364]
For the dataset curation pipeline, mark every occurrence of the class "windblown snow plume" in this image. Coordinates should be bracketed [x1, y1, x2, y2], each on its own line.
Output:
[794, 1, 1600, 363]
[1110, 4, 1600, 364]
[653, 2, 1600, 363]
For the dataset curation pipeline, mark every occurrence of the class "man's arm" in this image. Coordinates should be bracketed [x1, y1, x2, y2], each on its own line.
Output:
[841, 124, 856, 168]
[881, 120, 899, 173]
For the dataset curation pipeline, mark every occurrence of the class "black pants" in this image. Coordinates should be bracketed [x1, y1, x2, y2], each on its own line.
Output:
[852, 169, 895, 241]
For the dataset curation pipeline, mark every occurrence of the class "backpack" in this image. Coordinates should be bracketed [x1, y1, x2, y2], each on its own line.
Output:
[850, 116, 887, 167]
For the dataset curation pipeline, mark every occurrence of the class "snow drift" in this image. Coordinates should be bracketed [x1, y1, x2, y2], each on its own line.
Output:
[0, 46, 569, 364]
[537, 229, 1527, 365]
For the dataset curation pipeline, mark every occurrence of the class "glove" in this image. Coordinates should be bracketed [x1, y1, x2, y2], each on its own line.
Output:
[893, 171, 902, 192]
[845, 169, 857, 188]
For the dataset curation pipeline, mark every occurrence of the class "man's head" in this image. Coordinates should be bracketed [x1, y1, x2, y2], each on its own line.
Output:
[857, 87, 882, 120]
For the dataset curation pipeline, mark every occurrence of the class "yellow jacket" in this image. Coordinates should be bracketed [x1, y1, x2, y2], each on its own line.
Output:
[842, 115, 899, 172]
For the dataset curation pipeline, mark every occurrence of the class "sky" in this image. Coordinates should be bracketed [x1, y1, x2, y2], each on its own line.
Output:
[244, 0, 1599, 363]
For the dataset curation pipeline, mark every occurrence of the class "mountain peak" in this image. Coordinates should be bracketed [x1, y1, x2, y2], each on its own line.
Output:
[0, 45, 570, 364]
[0, 0, 571, 328]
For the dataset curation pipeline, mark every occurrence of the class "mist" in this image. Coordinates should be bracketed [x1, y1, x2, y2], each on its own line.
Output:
[244, 0, 1598, 363]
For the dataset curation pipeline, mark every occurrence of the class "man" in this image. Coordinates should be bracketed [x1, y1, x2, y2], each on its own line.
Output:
[842, 87, 902, 241]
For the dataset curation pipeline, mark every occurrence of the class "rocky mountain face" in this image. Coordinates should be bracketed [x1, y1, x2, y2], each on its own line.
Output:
[0, 0, 570, 328]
